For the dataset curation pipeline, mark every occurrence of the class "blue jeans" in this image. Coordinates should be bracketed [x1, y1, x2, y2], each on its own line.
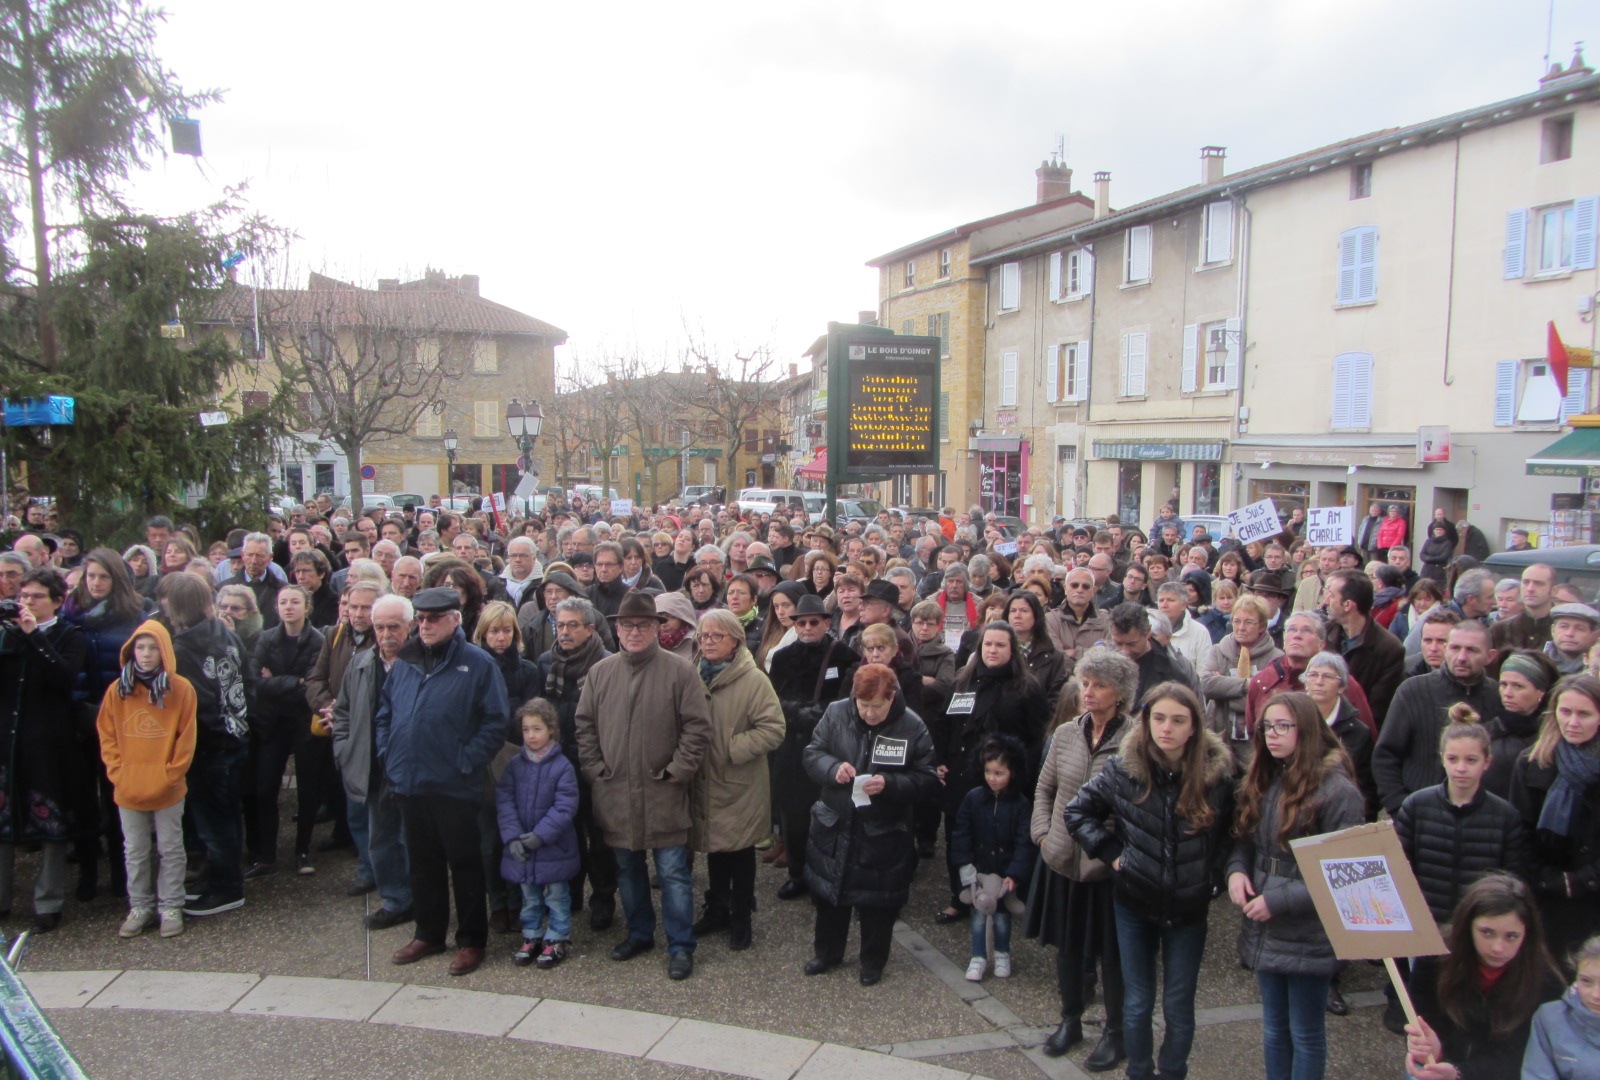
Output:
[187, 747, 246, 899]
[971, 909, 1012, 958]
[1258, 971, 1330, 1080]
[1114, 899, 1208, 1080]
[350, 788, 411, 913]
[613, 845, 695, 955]
[519, 881, 573, 941]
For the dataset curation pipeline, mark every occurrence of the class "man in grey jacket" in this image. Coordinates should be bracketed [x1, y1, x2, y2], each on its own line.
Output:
[332, 593, 414, 931]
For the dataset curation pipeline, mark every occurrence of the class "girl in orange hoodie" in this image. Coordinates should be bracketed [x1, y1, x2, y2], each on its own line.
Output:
[96, 621, 197, 939]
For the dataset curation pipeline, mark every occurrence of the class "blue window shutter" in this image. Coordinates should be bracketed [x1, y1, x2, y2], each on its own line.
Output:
[1574, 196, 1598, 271]
[1181, 324, 1198, 393]
[1337, 230, 1359, 303]
[1223, 317, 1241, 390]
[1494, 360, 1517, 426]
[1356, 228, 1378, 302]
[1504, 209, 1528, 279]
[1561, 368, 1591, 421]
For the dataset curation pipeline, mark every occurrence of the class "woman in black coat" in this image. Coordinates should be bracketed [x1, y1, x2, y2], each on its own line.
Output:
[0, 569, 88, 931]
[1418, 521, 1455, 586]
[245, 586, 330, 879]
[290, 549, 341, 631]
[1486, 650, 1558, 801]
[800, 663, 938, 985]
[938, 621, 1048, 921]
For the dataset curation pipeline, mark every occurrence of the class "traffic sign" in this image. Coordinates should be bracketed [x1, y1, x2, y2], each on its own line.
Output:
[359, 464, 376, 480]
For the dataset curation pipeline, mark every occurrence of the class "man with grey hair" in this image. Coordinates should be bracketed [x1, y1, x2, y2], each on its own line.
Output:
[499, 536, 542, 609]
[333, 592, 415, 928]
[1452, 567, 1497, 623]
[1490, 578, 1522, 624]
[0, 552, 28, 599]
[966, 554, 995, 600]
[1245, 610, 1376, 738]
[237, 531, 283, 628]
[694, 545, 726, 573]
[391, 556, 423, 599]
[937, 563, 974, 650]
[370, 539, 401, 578]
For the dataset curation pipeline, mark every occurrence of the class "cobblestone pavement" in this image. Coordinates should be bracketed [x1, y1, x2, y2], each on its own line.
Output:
[6, 830, 1408, 1079]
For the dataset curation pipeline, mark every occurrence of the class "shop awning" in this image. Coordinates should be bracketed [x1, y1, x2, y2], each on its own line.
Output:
[796, 450, 827, 479]
[1526, 427, 1600, 477]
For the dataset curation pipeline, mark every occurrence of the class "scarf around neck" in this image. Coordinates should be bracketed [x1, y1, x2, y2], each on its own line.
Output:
[1538, 737, 1600, 838]
[544, 631, 605, 700]
[118, 660, 169, 708]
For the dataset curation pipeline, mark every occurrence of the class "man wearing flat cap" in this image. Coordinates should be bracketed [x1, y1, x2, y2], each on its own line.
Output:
[574, 591, 712, 981]
[1544, 602, 1600, 675]
[376, 587, 510, 978]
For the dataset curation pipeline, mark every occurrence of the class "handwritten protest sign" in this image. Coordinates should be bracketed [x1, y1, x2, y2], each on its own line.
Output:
[1226, 497, 1281, 545]
[1303, 506, 1353, 547]
[610, 499, 634, 517]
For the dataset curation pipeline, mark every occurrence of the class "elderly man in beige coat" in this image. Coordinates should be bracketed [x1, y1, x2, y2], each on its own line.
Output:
[574, 592, 712, 981]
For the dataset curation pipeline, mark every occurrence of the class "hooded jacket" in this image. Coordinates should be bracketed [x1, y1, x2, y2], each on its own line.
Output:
[495, 746, 580, 887]
[1226, 755, 1365, 977]
[1064, 726, 1236, 927]
[1525, 987, 1600, 1080]
[169, 617, 254, 755]
[95, 620, 197, 811]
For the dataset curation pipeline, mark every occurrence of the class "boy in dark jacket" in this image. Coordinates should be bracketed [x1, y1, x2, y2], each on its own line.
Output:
[497, 701, 579, 969]
[951, 736, 1036, 982]
[910, 601, 955, 857]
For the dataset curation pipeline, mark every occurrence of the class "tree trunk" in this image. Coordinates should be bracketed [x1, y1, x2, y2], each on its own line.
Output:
[341, 438, 365, 516]
[20, 7, 56, 370]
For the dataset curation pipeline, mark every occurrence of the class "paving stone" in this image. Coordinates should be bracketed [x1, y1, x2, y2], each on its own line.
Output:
[87, 970, 259, 1013]
[508, 997, 677, 1057]
[647, 1017, 819, 1080]
[232, 974, 399, 1021]
[795, 1043, 973, 1080]
[369, 982, 538, 1037]
[19, 970, 119, 1010]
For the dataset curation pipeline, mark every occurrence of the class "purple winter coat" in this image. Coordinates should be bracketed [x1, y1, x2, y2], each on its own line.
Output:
[495, 746, 580, 886]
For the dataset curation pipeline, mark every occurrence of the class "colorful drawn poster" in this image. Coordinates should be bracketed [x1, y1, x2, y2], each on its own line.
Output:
[1320, 856, 1413, 933]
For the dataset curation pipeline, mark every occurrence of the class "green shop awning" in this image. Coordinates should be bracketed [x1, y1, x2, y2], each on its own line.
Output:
[1526, 427, 1600, 477]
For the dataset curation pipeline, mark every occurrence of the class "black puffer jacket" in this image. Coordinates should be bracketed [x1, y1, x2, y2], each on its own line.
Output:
[1484, 708, 1541, 801]
[802, 697, 939, 908]
[1372, 668, 1501, 815]
[1064, 726, 1236, 927]
[769, 635, 859, 817]
[951, 785, 1035, 886]
[1395, 783, 1530, 923]
[252, 623, 325, 740]
[1227, 758, 1366, 977]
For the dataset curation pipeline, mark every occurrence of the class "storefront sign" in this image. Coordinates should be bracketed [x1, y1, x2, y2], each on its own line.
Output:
[1236, 445, 1420, 469]
[1092, 441, 1225, 461]
[1417, 426, 1450, 464]
[1304, 506, 1354, 546]
[1228, 497, 1282, 544]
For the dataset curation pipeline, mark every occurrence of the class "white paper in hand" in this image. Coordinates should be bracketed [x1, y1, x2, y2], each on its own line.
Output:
[851, 775, 872, 807]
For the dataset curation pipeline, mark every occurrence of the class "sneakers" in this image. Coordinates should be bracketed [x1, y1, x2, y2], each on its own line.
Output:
[536, 940, 568, 969]
[183, 893, 245, 917]
[119, 909, 156, 938]
[965, 957, 986, 982]
[296, 853, 314, 876]
[242, 862, 276, 881]
[993, 952, 1011, 978]
[160, 910, 184, 938]
[513, 940, 539, 967]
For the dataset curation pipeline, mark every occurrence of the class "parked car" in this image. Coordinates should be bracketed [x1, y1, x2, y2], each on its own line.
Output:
[680, 484, 725, 506]
[1183, 514, 1233, 541]
[737, 488, 808, 517]
[836, 498, 887, 525]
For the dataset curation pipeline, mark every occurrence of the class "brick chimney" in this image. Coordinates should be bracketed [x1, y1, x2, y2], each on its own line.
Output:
[455, 274, 479, 297]
[1201, 146, 1226, 185]
[1093, 172, 1111, 220]
[1036, 160, 1074, 204]
[858, 310, 878, 326]
[1542, 43, 1594, 85]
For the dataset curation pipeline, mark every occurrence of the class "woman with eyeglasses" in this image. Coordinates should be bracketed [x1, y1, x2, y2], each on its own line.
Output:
[687, 608, 784, 951]
[803, 550, 837, 602]
[682, 565, 724, 620]
[1227, 692, 1364, 1080]
[1200, 595, 1283, 762]
[724, 574, 763, 653]
[651, 531, 689, 593]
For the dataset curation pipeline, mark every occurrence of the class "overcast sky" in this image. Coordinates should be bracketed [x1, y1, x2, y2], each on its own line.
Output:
[134, 0, 1594, 378]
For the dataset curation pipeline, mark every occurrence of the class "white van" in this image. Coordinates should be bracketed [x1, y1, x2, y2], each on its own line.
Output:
[738, 488, 807, 516]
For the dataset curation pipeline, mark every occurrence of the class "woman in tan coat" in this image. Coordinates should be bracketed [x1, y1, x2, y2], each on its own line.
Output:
[688, 609, 785, 950]
[1024, 646, 1139, 1067]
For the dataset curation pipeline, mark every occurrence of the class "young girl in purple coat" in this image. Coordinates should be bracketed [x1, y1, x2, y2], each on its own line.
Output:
[496, 700, 580, 968]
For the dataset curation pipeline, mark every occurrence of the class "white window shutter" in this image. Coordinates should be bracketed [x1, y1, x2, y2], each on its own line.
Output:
[1048, 252, 1063, 301]
[1561, 368, 1591, 421]
[1575, 196, 1598, 271]
[1494, 360, 1517, 426]
[1001, 350, 1018, 407]
[1081, 250, 1095, 295]
[1075, 339, 1091, 400]
[1128, 333, 1147, 396]
[1127, 226, 1151, 282]
[1206, 201, 1233, 263]
[1120, 335, 1131, 397]
[1352, 353, 1374, 426]
[1000, 263, 1021, 310]
[1046, 346, 1059, 403]
[1331, 355, 1353, 429]
[1337, 230, 1359, 303]
[1223, 316, 1241, 390]
[1504, 209, 1528, 279]
[1356, 228, 1378, 301]
[1181, 324, 1199, 393]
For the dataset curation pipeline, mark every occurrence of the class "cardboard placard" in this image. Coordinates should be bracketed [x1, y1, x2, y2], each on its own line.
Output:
[1303, 506, 1353, 547]
[1289, 821, 1446, 961]
[610, 498, 634, 517]
[1227, 497, 1282, 545]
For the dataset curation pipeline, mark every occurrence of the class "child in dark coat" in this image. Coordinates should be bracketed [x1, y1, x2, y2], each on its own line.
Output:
[951, 736, 1037, 982]
[496, 700, 580, 968]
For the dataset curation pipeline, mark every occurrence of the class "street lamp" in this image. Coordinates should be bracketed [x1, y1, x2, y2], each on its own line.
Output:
[505, 398, 544, 474]
[443, 428, 458, 495]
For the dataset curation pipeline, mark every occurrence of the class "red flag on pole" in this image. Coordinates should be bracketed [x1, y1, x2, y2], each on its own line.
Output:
[1549, 321, 1571, 398]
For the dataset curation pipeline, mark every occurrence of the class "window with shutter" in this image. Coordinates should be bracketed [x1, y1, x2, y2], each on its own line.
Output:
[1574, 196, 1597, 271]
[1504, 209, 1528, 279]
[939, 249, 951, 278]
[1066, 249, 1093, 298]
[1048, 252, 1063, 302]
[999, 263, 1021, 311]
[1070, 339, 1089, 400]
[900, 319, 914, 336]
[1125, 226, 1152, 284]
[471, 338, 499, 373]
[1561, 368, 1591, 421]
[1000, 351, 1018, 407]
[1536, 203, 1577, 274]
[1493, 360, 1518, 427]
[1331, 353, 1374, 429]
[1121, 332, 1147, 397]
[1181, 325, 1199, 393]
[1222, 316, 1241, 390]
[1046, 347, 1059, 403]
[1203, 202, 1233, 264]
[415, 407, 442, 438]
[938, 392, 949, 442]
[1337, 227, 1378, 304]
[474, 400, 498, 437]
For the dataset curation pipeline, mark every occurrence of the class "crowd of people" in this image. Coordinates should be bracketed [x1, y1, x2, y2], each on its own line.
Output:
[3, 491, 1599, 1078]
